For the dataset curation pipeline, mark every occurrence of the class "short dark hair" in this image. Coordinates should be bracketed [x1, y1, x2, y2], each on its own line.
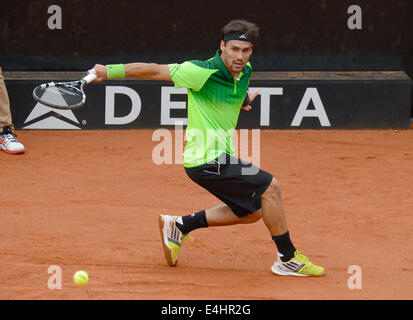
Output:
[221, 19, 260, 42]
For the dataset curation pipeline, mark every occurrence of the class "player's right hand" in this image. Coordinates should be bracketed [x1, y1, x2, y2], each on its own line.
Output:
[241, 90, 260, 111]
[89, 64, 107, 82]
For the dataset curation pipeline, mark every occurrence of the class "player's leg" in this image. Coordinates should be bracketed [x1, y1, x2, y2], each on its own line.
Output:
[160, 153, 324, 275]
[159, 204, 261, 266]
[261, 178, 291, 256]
[159, 154, 270, 267]
[174, 177, 296, 263]
[261, 177, 324, 276]
[261, 178, 288, 234]
[190, 203, 262, 228]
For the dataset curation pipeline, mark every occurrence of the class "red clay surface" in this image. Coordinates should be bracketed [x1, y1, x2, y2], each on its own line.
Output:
[1, 129, 412, 300]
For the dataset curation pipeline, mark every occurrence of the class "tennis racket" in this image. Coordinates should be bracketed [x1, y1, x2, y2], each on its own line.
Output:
[32, 69, 97, 110]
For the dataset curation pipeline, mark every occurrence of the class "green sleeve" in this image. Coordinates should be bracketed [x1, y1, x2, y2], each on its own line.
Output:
[168, 61, 217, 91]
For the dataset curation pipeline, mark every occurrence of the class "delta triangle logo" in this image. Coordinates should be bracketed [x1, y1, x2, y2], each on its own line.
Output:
[23, 87, 81, 129]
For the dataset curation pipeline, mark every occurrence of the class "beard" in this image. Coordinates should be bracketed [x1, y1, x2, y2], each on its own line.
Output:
[230, 60, 245, 73]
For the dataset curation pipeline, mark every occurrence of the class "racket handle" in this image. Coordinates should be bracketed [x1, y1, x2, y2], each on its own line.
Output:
[83, 69, 97, 84]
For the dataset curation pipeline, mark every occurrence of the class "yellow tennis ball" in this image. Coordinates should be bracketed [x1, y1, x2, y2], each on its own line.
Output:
[73, 270, 89, 286]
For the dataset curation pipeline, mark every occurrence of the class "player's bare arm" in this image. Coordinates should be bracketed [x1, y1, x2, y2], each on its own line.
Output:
[91, 63, 171, 82]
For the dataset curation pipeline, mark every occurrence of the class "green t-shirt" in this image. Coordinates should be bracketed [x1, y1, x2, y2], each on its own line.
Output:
[169, 50, 252, 168]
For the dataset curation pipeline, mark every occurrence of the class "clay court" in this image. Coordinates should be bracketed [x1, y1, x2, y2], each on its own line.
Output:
[1, 129, 412, 300]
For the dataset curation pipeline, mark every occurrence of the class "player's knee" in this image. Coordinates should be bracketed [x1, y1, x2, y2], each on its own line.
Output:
[263, 178, 282, 200]
[241, 210, 262, 224]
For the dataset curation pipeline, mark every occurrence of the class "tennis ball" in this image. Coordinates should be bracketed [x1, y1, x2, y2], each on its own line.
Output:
[73, 270, 89, 286]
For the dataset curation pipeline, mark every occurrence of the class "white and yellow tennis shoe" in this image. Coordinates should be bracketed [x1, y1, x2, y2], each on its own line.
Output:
[271, 251, 325, 277]
[159, 214, 194, 267]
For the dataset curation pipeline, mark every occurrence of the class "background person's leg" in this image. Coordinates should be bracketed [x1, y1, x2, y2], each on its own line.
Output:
[0, 67, 14, 129]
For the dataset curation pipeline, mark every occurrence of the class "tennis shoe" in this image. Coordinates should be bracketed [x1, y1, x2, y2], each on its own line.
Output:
[0, 126, 25, 154]
[159, 214, 194, 267]
[271, 251, 325, 277]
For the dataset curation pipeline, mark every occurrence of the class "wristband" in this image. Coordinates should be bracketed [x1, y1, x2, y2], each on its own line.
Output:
[106, 64, 125, 79]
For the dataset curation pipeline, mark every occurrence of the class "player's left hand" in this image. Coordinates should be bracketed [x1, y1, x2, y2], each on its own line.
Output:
[241, 90, 260, 111]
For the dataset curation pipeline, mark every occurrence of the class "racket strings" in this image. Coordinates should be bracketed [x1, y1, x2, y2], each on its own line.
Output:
[34, 85, 84, 108]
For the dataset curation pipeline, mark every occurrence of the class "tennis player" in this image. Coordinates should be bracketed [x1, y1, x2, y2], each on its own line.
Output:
[91, 19, 324, 277]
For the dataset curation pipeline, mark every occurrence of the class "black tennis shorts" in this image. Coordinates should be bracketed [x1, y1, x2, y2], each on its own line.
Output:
[185, 153, 273, 218]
